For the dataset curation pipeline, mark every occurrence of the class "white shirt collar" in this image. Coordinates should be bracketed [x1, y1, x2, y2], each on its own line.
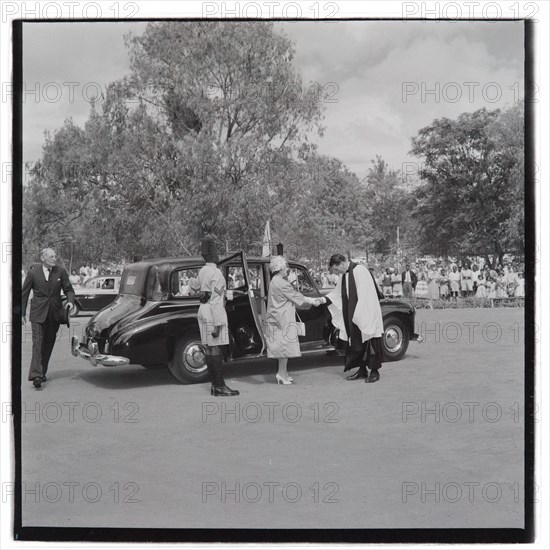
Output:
[42, 264, 53, 279]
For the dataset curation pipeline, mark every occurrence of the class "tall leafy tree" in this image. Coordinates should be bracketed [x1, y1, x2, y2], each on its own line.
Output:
[410, 104, 524, 266]
[125, 21, 325, 247]
[359, 156, 414, 255]
[24, 22, 327, 261]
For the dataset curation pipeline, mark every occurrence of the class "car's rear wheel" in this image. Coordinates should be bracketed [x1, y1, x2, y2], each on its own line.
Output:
[382, 315, 410, 362]
[168, 332, 209, 384]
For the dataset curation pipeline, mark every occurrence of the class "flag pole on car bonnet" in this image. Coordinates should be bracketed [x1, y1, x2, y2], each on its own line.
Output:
[262, 221, 272, 257]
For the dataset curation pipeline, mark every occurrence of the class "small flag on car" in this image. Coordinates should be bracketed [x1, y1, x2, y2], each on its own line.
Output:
[262, 221, 272, 257]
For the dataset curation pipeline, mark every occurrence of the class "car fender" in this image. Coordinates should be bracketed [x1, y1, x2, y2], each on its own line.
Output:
[110, 309, 200, 365]
[380, 300, 416, 337]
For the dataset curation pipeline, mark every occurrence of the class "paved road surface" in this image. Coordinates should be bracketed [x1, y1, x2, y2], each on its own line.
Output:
[17, 308, 526, 529]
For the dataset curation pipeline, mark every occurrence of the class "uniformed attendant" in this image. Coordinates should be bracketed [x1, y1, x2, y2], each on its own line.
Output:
[196, 238, 239, 397]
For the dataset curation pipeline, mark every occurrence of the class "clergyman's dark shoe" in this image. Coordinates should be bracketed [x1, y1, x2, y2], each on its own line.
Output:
[346, 370, 368, 381]
[211, 385, 240, 397]
[32, 377, 42, 389]
[365, 370, 380, 383]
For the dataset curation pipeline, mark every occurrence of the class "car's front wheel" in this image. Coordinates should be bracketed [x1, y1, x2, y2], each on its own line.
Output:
[382, 315, 410, 362]
[168, 332, 209, 384]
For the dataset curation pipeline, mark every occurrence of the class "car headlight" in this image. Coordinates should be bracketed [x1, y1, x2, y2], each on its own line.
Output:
[85, 323, 101, 339]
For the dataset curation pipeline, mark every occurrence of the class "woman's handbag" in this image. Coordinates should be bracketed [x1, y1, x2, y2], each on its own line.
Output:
[295, 311, 306, 336]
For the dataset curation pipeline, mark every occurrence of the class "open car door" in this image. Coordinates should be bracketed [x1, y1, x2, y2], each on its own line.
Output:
[218, 251, 266, 356]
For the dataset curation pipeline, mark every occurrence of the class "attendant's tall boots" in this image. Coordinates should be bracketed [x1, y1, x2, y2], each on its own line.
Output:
[209, 354, 239, 396]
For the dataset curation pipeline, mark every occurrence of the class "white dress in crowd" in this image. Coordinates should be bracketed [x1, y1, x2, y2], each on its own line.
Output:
[504, 270, 517, 296]
[496, 276, 508, 298]
[514, 278, 525, 297]
[475, 277, 487, 298]
[461, 268, 474, 291]
[448, 270, 461, 293]
[427, 269, 440, 300]
[415, 272, 429, 299]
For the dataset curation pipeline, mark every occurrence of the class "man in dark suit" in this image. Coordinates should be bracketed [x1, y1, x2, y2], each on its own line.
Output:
[22, 248, 75, 389]
[401, 264, 418, 299]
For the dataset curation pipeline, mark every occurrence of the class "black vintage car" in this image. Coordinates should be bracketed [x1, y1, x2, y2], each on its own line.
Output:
[64, 276, 121, 316]
[71, 253, 420, 384]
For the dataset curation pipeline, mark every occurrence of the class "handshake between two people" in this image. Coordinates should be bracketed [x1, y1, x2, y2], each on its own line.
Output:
[302, 296, 327, 309]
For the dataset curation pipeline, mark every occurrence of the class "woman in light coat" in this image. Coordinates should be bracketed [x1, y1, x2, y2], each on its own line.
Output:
[265, 256, 321, 384]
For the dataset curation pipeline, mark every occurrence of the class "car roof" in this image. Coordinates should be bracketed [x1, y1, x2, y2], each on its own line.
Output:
[124, 256, 305, 271]
[126, 257, 205, 270]
[88, 275, 121, 280]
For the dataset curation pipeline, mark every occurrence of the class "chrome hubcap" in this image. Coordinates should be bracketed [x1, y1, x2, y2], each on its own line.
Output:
[183, 343, 207, 373]
[384, 326, 403, 352]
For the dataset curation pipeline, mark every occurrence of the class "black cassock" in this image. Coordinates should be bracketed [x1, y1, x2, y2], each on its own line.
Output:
[340, 263, 385, 372]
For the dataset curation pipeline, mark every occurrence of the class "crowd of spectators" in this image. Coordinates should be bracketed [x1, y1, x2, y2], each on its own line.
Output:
[310, 258, 525, 304]
[68, 262, 124, 286]
[28, 254, 524, 307]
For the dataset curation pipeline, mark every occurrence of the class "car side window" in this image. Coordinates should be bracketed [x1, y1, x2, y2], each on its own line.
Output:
[102, 278, 115, 289]
[226, 265, 263, 294]
[171, 268, 201, 298]
[249, 265, 264, 294]
[294, 267, 314, 293]
[227, 266, 246, 290]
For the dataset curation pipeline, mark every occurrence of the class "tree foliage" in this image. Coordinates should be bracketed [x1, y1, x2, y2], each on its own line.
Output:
[23, 22, 327, 262]
[409, 103, 524, 266]
[124, 21, 325, 247]
[361, 156, 415, 254]
[22, 24, 524, 269]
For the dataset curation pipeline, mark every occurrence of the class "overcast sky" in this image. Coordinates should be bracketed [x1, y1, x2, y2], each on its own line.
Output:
[22, 20, 524, 179]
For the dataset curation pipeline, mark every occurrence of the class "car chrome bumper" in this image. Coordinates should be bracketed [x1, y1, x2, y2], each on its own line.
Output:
[71, 336, 130, 367]
[411, 333, 424, 343]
